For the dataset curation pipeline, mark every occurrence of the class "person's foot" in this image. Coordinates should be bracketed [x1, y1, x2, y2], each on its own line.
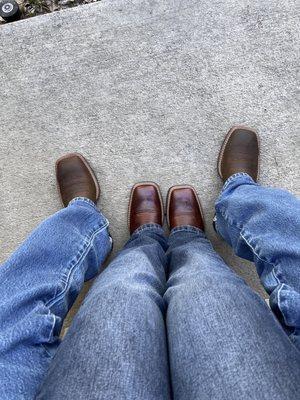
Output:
[128, 182, 163, 234]
[167, 185, 205, 231]
[56, 153, 100, 207]
[218, 126, 259, 182]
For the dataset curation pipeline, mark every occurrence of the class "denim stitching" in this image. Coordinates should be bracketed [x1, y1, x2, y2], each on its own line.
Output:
[217, 208, 287, 319]
[240, 231, 275, 266]
[170, 226, 205, 236]
[58, 221, 110, 284]
[45, 222, 109, 308]
[221, 172, 253, 193]
[133, 224, 163, 235]
[227, 223, 288, 327]
[217, 179, 291, 328]
[271, 268, 281, 286]
[219, 173, 257, 199]
[41, 311, 56, 358]
[46, 310, 56, 342]
[68, 197, 99, 211]
[276, 283, 287, 326]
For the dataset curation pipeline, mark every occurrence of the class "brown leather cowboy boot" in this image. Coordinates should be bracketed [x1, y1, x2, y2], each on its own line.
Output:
[56, 153, 100, 207]
[218, 126, 260, 182]
[167, 185, 205, 231]
[128, 182, 163, 234]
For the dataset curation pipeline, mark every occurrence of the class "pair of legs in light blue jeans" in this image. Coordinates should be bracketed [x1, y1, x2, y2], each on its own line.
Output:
[0, 173, 300, 399]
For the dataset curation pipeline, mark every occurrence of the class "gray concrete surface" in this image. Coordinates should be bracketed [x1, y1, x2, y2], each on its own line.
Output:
[0, 0, 299, 300]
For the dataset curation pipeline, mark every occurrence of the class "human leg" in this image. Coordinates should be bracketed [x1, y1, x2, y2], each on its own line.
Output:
[216, 126, 300, 346]
[165, 185, 300, 400]
[37, 183, 172, 400]
[0, 154, 111, 399]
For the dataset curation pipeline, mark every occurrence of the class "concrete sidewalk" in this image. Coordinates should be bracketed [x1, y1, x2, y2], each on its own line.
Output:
[0, 0, 299, 298]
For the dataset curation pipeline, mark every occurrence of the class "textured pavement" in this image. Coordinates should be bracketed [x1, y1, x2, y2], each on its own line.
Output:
[0, 0, 299, 299]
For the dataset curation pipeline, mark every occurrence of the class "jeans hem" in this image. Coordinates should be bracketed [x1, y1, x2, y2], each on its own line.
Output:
[68, 197, 98, 210]
[170, 225, 205, 237]
[215, 173, 257, 231]
[132, 223, 164, 236]
[221, 172, 255, 194]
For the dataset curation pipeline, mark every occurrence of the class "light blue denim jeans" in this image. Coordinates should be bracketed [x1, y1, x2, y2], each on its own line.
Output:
[0, 174, 300, 399]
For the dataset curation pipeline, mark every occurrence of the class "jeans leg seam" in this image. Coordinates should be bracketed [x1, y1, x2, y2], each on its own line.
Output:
[271, 268, 281, 286]
[45, 222, 109, 309]
[238, 232, 289, 327]
[276, 283, 286, 325]
[239, 231, 275, 268]
[41, 311, 56, 357]
[219, 207, 275, 266]
[46, 310, 56, 342]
